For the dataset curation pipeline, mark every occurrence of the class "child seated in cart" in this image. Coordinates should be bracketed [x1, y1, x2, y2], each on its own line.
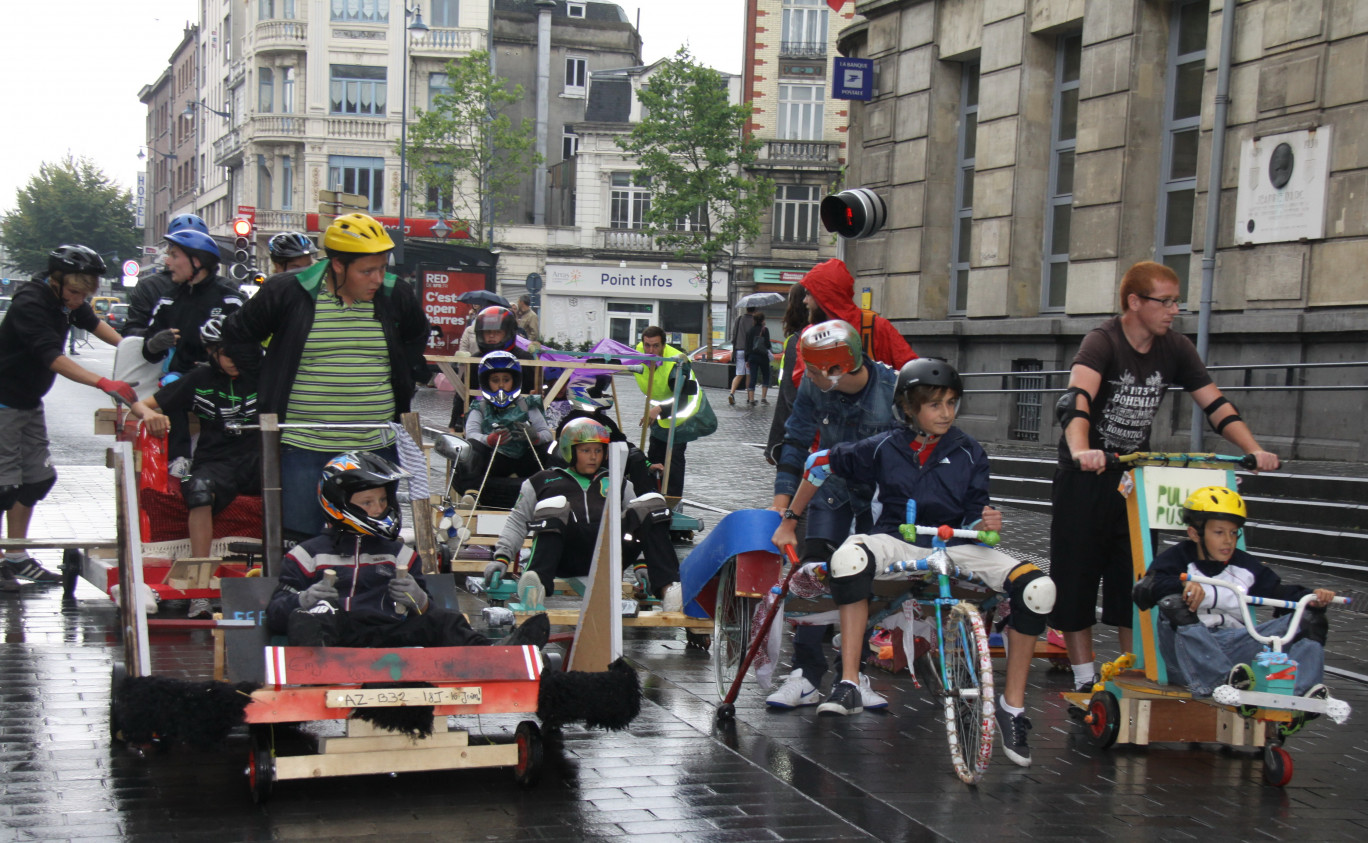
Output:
[1133, 486, 1335, 729]
[129, 316, 263, 618]
[455, 351, 554, 507]
[268, 451, 549, 649]
[484, 418, 679, 604]
[772, 359, 1055, 767]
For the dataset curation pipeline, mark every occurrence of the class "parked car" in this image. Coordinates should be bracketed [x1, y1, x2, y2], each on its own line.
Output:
[105, 303, 129, 334]
[688, 340, 783, 366]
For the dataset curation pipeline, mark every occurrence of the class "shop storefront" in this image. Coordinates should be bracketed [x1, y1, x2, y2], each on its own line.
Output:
[540, 263, 729, 351]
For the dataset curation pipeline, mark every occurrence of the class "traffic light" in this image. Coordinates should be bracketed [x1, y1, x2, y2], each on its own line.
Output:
[820, 187, 887, 240]
[230, 218, 253, 281]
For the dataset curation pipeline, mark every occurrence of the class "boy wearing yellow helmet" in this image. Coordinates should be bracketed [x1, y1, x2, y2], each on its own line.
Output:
[222, 213, 431, 539]
[1135, 485, 1336, 720]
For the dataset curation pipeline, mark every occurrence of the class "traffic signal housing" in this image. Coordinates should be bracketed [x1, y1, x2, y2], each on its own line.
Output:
[820, 187, 887, 240]
[230, 218, 253, 281]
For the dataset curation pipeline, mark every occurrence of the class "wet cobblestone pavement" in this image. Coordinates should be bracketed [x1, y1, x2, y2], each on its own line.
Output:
[4, 374, 1368, 841]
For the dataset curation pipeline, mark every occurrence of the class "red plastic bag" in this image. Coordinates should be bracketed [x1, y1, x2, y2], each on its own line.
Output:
[136, 425, 171, 543]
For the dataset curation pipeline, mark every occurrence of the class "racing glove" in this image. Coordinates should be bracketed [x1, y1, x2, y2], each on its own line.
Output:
[298, 578, 339, 610]
[483, 557, 510, 589]
[145, 329, 178, 356]
[388, 572, 429, 612]
[96, 378, 138, 407]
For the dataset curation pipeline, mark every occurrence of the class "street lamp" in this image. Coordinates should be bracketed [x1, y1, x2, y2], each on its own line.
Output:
[182, 100, 231, 119]
[398, 3, 430, 264]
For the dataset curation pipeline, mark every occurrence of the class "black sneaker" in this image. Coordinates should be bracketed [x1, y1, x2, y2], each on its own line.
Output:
[1074, 678, 1098, 695]
[995, 708, 1032, 767]
[506, 613, 551, 649]
[817, 679, 863, 716]
[2, 556, 62, 584]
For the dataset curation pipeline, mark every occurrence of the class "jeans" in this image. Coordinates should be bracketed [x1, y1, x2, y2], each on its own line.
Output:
[792, 496, 872, 686]
[1157, 613, 1324, 697]
[280, 444, 399, 539]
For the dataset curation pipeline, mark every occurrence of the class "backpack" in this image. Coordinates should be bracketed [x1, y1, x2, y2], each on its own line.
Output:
[750, 326, 769, 355]
[858, 309, 876, 358]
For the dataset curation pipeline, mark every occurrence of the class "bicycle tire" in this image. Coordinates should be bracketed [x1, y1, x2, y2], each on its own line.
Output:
[712, 560, 753, 701]
[941, 603, 995, 784]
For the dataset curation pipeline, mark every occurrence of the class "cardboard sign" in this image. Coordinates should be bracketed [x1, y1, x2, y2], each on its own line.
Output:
[1139, 466, 1230, 531]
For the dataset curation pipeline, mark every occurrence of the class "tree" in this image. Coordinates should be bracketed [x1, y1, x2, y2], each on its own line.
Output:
[1, 156, 141, 276]
[402, 51, 542, 247]
[617, 47, 773, 351]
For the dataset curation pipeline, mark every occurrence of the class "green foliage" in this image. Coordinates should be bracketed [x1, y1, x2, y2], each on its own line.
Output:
[1, 156, 141, 276]
[402, 51, 542, 246]
[617, 47, 773, 348]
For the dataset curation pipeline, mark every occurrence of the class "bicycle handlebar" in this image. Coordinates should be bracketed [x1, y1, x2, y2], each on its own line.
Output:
[898, 523, 1001, 547]
[1075, 451, 1259, 470]
[1181, 573, 1349, 650]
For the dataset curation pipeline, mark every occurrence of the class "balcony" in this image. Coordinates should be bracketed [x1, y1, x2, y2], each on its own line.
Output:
[254, 19, 307, 53]
[253, 210, 307, 232]
[254, 115, 306, 141]
[410, 27, 485, 58]
[213, 128, 244, 167]
[597, 228, 668, 252]
[753, 139, 841, 170]
[779, 41, 826, 59]
[327, 117, 388, 141]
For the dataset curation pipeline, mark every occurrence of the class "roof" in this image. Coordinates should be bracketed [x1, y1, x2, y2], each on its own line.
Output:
[495, 0, 630, 24]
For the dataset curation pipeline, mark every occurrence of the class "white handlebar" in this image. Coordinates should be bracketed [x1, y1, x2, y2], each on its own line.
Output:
[1184, 574, 1347, 651]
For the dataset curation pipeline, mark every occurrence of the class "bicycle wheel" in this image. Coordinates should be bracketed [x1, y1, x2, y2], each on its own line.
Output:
[940, 603, 995, 784]
[712, 560, 753, 701]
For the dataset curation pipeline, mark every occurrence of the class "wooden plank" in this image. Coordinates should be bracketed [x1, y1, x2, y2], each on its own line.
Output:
[273, 742, 518, 781]
[262, 644, 542, 685]
[402, 411, 440, 574]
[567, 493, 618, 672]
[319, 730, 468, 755]
[244, 683, 538, 723]
[540, 608, 712, 629]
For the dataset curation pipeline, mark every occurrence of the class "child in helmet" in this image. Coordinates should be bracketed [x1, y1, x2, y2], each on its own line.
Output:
[1134, 486, 1336, 712]
[266, 451, 549, 648]
[266, 231, 317, 274]
[130, 317, 264, 616]
[486, 418, 680, 604]
[773, 358, 1054, 768]
[456, 351, 554, 504]
[551, 377, 654, 497]
[448, 306, 538, 432]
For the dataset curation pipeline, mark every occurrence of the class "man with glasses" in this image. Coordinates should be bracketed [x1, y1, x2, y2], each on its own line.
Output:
[1049, 261, 1280, 695]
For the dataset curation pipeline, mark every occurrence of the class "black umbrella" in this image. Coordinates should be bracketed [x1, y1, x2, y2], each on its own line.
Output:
[457, 290, 510, 309]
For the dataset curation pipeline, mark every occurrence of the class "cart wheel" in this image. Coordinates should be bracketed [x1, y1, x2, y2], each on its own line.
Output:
[1263, 744, 1294, 787]
[715, 702, 735, 721]
[61, 548, 82, 601]
[1086, 691, 1121, 749]
[941, 604, 995, 784]
[711, 560, 753, 701]
[109, 662, 127, 743]
[248, 726, 274, 804]
[514, 721, 543, 788]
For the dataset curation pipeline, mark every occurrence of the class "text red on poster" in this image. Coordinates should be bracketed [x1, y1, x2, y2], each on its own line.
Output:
[422, 268, 487, 354]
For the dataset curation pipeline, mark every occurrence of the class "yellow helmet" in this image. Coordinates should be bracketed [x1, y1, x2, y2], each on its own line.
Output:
[1181, 486, 1247, 528]
[323, 213, 395, 255]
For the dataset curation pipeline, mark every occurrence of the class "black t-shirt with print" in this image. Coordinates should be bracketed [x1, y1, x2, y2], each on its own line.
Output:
[1055, 316, 1212, 466]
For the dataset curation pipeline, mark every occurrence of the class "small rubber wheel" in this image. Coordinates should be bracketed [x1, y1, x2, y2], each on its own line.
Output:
[1263, 744, 1294, 787]
[514, 721, 543, 788]
[109, 662, 128, 743]
[248, 726, 275, 804]
[1087, 691, 1121, 749]
[716, 702, 735, 721]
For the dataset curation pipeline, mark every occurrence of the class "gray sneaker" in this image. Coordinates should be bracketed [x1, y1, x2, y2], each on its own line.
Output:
[817, 679, 863, 716]
[3, 556, 62, 584]
[995, 707, 1033, 767]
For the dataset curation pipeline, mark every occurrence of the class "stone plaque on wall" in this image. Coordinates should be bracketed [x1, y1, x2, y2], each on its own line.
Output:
[1233, 127, 1331, 245]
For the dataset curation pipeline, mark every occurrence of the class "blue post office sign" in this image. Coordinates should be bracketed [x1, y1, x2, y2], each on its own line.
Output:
[832, 57, 874, 101]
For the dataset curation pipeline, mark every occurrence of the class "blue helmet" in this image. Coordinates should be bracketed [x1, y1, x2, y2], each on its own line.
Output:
[165, 229, 221, 260]
[478, 350, 522, 408]
[167, 213, 209, 236]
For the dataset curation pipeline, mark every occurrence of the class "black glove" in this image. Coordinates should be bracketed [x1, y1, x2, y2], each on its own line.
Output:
[145, 329, 178, 356]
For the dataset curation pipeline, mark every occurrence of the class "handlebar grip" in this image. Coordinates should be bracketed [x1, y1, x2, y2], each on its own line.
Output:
[1239, 453, 1258, 469]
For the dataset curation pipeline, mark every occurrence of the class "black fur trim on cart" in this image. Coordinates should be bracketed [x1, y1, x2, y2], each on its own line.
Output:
[350, 682, 436, 738]
[537, 657, 641, 731]
[114, 676, 260, 748]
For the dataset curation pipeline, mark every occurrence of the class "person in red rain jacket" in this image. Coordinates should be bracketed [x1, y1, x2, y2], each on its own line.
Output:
[790, 259, 915, 387]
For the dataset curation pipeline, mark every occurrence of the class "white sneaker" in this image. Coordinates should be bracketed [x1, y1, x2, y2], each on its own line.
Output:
[858, 673, 889, 710]
[187, 598, 213, 619]
[168, 457, 192, 479]
[766, 669, 820, 709]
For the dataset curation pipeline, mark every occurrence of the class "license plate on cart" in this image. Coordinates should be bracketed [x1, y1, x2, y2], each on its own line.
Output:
[325, 686, 483, 708]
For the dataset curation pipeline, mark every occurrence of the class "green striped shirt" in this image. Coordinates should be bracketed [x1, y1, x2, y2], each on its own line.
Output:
[282, 292, 396, 451]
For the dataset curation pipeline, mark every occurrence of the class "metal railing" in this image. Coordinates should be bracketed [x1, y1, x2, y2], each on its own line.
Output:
[758, 140, 840, 165]
[779, 41, 825, 58]
[962, 361, 1368, 394]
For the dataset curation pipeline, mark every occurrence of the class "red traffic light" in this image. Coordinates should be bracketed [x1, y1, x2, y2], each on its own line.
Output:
[232, 218, 253, 237]
[820, 188, 887, 240]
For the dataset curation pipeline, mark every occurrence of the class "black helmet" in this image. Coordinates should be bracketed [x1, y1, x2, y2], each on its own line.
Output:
[48, 244, 107, 277]
[268, 231, 317, 260]
[317, 452, 409, 540]
[894, 358, 963, 425]
[473, 306, 518, 353]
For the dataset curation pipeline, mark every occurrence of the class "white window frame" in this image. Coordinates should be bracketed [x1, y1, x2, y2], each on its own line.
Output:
[609, 172, 651, 229]
[328, 155, 386, 214]
[330, 0, 388, 23]
[778, 84, 823, 141]
[949, 64, 979, 315]
[564, 57, 587, 97]
[781, 0, 828, 58]
[1155, 0, 1208, 299]
[773, 184, 819, 245]
[562, 129, 579, 160]
[1041, 35, 1081, 311]
[330, 64, 387, 116]
[567, 2, 586, 19]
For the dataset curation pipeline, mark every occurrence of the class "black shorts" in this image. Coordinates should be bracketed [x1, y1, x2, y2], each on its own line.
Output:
[181, 455, 262, 514]
[1048, 468, 1135, 631]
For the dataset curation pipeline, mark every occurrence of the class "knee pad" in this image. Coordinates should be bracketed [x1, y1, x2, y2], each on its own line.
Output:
[625, 492, 671, 525]
[529, 495, 570, 535]
[800, 538, 838, 564]
[16, 476, 56, 507]
[180, 475, 218, 511]
[829, 542, 873, 580]
[1007, 565, 1055, 637]
[0, 484, 18, 512]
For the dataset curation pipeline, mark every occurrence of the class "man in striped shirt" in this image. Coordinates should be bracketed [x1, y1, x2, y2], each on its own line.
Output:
[223, 213, 430, 540]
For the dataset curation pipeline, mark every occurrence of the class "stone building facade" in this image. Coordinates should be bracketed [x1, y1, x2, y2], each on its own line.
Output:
[837, 0, 1368, 460]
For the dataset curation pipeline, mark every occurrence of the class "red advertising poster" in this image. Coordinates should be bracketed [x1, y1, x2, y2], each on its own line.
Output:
[421, 268, 487, 354]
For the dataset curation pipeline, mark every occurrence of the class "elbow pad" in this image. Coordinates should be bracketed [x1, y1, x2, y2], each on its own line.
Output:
[1055, 386, 1092, 428]
[803, 450, 832, 487]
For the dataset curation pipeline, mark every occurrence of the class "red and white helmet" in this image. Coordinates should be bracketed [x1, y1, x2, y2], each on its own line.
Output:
[799, 320, 864, 390]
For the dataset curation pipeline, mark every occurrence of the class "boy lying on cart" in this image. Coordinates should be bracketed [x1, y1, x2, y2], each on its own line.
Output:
[1133, 486, 1335, 734]
[267, 452, 548, 650]
[772, 359, 1055, 767]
